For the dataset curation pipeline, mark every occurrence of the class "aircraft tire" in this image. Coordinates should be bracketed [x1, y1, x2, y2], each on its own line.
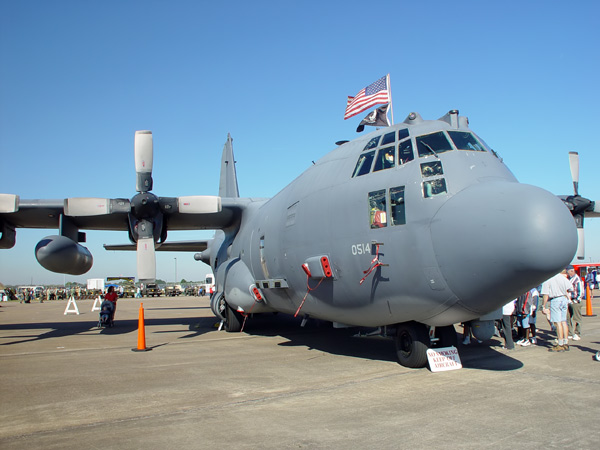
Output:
[435, 325, 458, 348]
[224, 305, 243, 332]
[394, 322, 429, 368]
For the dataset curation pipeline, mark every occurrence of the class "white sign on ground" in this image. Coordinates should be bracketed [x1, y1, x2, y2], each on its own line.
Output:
[426, 346, 462, 372]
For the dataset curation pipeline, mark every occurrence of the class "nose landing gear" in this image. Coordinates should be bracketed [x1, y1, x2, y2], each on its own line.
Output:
[394, 322, 429, 368]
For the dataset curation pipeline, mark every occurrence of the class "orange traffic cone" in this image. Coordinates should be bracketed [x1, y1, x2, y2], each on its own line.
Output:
[585, 284, 593, 316]
[132, 303, 150, 352]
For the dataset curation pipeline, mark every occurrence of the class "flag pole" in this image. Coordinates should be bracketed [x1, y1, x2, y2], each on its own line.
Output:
[387, 73, 394, 125]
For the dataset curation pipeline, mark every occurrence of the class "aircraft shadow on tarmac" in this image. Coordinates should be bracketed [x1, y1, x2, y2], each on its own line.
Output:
[235, 314, 525, 371]
[1, 311, 525, 370]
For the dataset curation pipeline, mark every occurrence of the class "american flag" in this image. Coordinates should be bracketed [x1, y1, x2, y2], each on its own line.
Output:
[344, 75, 390, 120]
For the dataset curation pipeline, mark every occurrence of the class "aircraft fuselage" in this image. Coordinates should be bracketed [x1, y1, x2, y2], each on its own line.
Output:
[221, 112, 577, 329]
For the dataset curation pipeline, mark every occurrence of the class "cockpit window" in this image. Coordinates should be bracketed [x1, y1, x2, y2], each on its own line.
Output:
[363, 136, 380, 151]
[381, 131, 395, 146]
[353, 131, 415, 178]
[447, 131, 485, 151]
[352, 150, 375, 177]
[373, 146, 395, 172]
[398, 139, 414, 165]
[416, 132, 453, 157]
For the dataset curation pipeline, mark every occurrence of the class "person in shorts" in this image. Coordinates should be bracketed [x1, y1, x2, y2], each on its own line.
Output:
[541, 269, 573, 352]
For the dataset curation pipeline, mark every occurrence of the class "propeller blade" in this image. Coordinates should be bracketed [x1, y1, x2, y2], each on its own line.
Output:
[177, 196, 222, 214]
[576, 228, 585, 260]
[135, 130, 153, 193]
[568, 151, 579, 196]
[64, 198, 130, 216]
[137, 237, 156, 281]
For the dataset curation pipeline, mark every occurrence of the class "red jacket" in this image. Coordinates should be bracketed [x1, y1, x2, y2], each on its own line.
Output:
[104, 291, 118, 303]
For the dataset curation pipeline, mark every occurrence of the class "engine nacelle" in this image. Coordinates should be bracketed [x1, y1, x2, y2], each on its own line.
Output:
[35, 235, 93, 275]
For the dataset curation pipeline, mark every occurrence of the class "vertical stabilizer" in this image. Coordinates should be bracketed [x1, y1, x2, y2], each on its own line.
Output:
[219, 133, 240, 198]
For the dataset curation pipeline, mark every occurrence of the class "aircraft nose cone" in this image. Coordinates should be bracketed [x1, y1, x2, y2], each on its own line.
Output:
[431, 181, 577, 314]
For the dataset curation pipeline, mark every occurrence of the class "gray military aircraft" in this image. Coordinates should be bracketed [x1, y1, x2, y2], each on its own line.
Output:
[1, 110, 598, 368]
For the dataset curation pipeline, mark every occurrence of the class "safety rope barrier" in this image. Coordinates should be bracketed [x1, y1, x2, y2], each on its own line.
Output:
[294, 274, 325, 317]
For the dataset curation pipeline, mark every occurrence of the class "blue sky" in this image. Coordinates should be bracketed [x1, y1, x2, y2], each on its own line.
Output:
[1, 0, 599, 285]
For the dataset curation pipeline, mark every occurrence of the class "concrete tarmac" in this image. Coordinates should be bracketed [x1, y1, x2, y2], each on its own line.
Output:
[1, 295, 599, 449]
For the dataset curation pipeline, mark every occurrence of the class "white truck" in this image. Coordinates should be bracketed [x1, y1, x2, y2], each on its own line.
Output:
[201, 274, 215, 296]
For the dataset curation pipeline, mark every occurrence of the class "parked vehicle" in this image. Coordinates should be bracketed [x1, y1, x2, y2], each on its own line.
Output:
[144, 283, 161, 297]
[165, 285, 183, 297]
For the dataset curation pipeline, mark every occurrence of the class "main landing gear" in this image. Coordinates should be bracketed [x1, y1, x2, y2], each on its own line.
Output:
[213, 292, 244, 332]
[393, 322, 458, 368]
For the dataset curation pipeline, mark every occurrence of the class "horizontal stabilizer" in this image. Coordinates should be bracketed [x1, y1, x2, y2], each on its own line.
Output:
[104, 240, 210, 252]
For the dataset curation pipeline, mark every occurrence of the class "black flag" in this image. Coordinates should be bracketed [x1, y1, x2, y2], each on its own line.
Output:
[356, 104, 390, 132]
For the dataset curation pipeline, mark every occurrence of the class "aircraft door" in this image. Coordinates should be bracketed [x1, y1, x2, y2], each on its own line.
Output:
[249, 229, 270, 280]
[259, 235, 269, 279]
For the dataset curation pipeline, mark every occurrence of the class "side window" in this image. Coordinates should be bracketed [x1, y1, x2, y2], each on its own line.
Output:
[390, 186, 406, 226]
[381, 131, 395, 146]
[368, 190, 387, 228]
[352, 151, 375, 177]
[420, 161, 443, 177]
[398, 139, 414, 165]
[373, 146, 395, 172]
[416, 132, 453, 157]
[421, 160, 447, 198]
[423, 179, 447, 198]
[363, 136, 380, 151]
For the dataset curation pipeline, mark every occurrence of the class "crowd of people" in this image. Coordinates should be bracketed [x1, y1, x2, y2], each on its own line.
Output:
[4, 287, 96, 303]
[1, 284, 213, 303]
[463, 265, 591, 352]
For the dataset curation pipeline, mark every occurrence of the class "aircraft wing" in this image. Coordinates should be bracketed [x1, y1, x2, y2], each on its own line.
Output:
[0, 196, 253, 232]
[0, 198, 129, 231]
[0, 193, 255, 278]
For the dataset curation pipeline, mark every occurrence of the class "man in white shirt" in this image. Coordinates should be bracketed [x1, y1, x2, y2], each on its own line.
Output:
[541, 269, 573, 352]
